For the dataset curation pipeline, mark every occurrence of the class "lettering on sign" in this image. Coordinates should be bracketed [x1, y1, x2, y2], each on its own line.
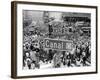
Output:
[43, 38, 73, 51]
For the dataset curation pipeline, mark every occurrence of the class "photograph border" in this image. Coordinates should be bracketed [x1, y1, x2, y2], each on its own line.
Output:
[11, 1, 98, 78]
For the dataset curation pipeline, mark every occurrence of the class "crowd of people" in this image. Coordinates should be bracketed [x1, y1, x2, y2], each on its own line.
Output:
[23, 14, 91, 69]
[23, 38, 91, 69]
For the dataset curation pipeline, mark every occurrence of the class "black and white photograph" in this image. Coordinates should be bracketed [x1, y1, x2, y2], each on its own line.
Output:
[23, 11, 91, 70]
[11, 1, 97, 78]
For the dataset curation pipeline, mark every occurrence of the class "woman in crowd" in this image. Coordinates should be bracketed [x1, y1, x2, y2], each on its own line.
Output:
[24, 52, 32, 69]
[53, 50, 62, 68]
[30, 48, 40, 69]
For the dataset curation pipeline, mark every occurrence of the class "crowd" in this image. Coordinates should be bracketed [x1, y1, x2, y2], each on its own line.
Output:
[23, 15, 91, 69]
[23, 38, 91, 69]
